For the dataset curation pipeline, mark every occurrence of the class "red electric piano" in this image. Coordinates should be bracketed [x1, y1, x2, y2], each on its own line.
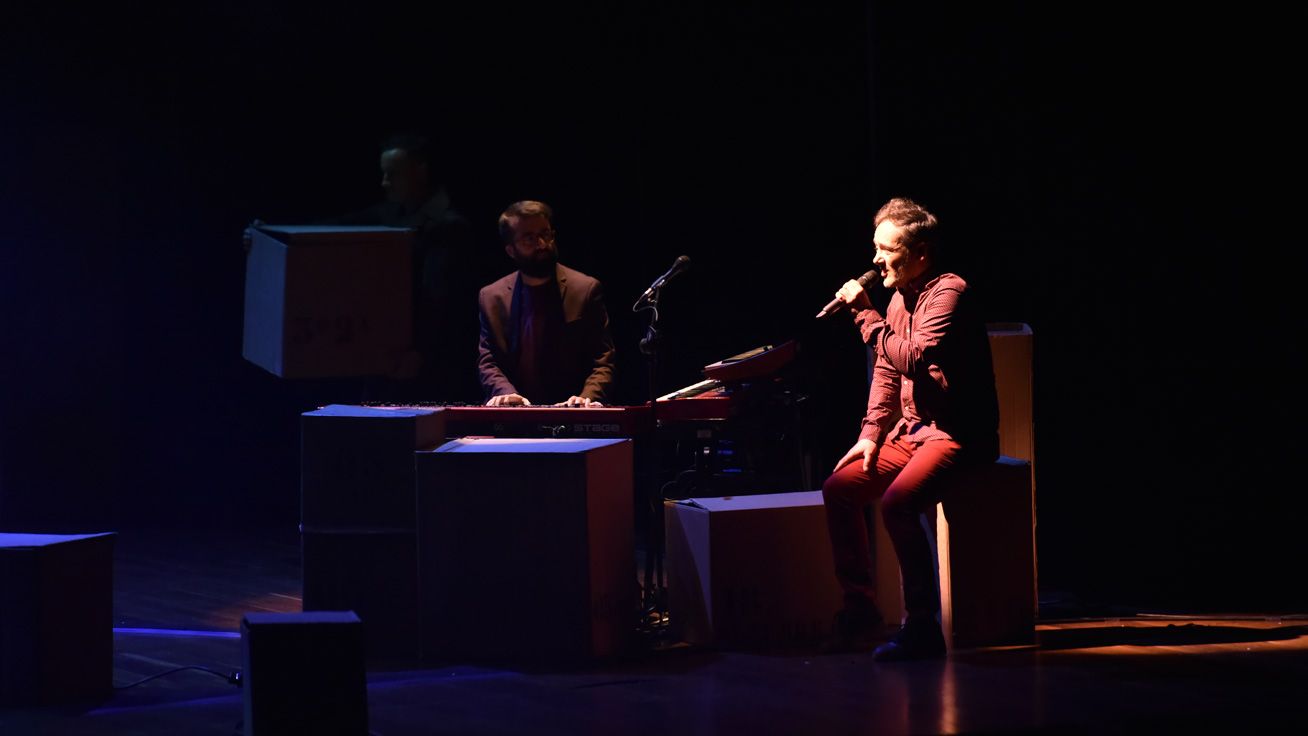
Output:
[654, 340, 798, 422]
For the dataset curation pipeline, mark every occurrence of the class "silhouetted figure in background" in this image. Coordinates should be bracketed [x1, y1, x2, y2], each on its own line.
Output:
[820, 197, 999, 661]
[477, 200, 616, 407]
[243, 134, 486, 403]
[325, 134, 483, 403]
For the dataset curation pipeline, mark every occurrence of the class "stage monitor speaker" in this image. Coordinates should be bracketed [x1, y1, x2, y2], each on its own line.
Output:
[241, 611, 368, 736]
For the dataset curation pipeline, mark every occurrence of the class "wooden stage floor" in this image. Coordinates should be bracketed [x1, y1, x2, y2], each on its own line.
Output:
[2, 526, 1305, 735]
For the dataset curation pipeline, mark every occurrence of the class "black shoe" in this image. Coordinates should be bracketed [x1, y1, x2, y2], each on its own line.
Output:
[872, 619, 946, 662]
[821, 607, 886, 654]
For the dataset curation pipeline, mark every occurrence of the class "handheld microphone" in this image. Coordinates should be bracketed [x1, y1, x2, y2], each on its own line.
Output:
[634, 255, 691, 309]
[815, 268, 881, 318]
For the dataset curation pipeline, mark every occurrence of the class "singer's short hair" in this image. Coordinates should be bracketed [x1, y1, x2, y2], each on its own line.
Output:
[874, 197, 938, 256]
[498, 200, 554, 245]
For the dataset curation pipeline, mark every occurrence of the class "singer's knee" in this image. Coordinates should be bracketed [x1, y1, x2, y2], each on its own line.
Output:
[823, 469, 864, 509]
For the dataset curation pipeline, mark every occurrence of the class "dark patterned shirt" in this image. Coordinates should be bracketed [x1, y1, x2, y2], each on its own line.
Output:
[853, 271, 999, 459]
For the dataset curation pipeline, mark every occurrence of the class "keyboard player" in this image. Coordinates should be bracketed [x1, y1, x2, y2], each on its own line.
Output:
[477, 200, 616, 408]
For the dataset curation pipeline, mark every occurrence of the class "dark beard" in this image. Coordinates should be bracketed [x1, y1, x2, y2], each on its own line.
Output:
[516, 250, 558, 279]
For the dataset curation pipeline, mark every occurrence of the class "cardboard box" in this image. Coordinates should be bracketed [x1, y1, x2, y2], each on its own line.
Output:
[0, 532, 115, 705]
[243, 224, 416, 379]
[415, 438, 635, 662]
[664, 491, 842, 648]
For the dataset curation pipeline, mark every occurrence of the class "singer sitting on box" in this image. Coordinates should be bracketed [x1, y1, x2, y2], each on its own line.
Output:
[818, 196, 999, 661]
[477, 200, 616, 408]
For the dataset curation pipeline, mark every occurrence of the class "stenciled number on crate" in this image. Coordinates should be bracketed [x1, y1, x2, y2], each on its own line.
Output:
[288, 315, 372, 346]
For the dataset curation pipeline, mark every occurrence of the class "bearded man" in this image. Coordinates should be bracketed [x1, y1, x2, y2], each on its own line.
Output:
[476, 200, 616, 407]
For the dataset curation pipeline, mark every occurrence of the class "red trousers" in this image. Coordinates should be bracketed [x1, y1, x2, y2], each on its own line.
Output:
[821, 437, 977, 621]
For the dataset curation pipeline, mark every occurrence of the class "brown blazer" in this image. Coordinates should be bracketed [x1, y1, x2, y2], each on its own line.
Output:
[476, 264, 616, 402]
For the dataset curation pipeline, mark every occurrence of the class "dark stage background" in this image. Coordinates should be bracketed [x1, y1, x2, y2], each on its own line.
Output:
[2, 4, 1302, 613]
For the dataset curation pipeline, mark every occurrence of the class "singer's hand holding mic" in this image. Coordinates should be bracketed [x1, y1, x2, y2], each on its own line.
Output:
[836, 279, 874, 311]
[815, 268, 880, 318]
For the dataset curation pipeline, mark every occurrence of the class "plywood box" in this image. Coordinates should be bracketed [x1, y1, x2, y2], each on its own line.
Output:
[300, 404, 447, 530]
[416, 438, 636, 662]
[0, 532, 115, 705]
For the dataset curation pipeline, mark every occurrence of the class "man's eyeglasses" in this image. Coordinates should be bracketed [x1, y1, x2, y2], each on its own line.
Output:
[513, 229, 556, 246]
